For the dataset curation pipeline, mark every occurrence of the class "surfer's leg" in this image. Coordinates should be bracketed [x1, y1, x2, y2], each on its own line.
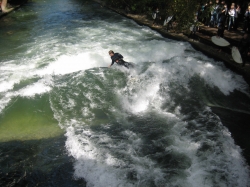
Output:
[119, 60, 129, 69]
[123, 62, 130, 69]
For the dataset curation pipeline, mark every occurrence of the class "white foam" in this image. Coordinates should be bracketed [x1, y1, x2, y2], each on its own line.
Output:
[34, 53, 105, 76]
[65, 125, 134, 187]
[19, 81, 51, 97]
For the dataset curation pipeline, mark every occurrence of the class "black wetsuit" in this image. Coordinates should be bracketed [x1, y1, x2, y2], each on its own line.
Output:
[110, 53, 130, 69]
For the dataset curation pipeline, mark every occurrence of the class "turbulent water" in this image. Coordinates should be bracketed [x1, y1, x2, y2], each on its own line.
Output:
[0, 0, 250, 186]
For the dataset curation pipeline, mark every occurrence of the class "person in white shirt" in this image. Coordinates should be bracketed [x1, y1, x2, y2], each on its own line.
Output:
[228, 5, 236, 31]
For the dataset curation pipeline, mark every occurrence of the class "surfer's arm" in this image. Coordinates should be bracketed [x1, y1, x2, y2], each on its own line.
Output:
[109, 59, 116, 67]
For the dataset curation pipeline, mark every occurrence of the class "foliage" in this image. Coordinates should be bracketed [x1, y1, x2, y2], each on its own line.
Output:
[100, 0, 250, 31]
[103, 0, 207, 31]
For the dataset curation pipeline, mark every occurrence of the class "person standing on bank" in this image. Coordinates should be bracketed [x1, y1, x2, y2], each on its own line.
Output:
[218, 1, 227, 28]
[210, 0, 220, 27]
[228, 4, 236, 31]
[153, 8, 161, 26]
[243, 6, 250, 33]
[234, 4, 241, 30]
[108, 50, 130, 69]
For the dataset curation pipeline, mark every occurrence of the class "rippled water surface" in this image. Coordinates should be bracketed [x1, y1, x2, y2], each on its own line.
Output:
[0, 0, 250, 186]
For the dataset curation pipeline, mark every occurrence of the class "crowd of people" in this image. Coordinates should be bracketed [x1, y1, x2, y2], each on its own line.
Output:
[199, 1, 250, 66]
[197, 1, 250, 35]
[151, 1, 250, 67]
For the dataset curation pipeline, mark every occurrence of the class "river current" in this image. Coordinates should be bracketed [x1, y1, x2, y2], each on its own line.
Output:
[0, 0, 250, 186]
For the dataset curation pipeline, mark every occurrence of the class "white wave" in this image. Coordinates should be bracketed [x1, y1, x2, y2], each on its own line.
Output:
[34, 53, 106, 76]
[19, 82, 52, 97]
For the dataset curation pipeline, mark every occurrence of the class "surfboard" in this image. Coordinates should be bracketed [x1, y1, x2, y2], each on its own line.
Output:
[152, 13, 156, 19]
[190, 25, 194, 31]
[167, 16, 173, 23]
[163, 16, 173, 26]
[211, 36, 230, 47]
[231, 46, 243, 64]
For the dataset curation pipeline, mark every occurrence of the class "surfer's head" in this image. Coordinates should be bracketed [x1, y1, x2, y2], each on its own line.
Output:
[109, 50, 114, 56]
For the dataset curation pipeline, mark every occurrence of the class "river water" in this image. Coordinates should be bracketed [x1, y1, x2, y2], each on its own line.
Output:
[0, 0, 250, 186]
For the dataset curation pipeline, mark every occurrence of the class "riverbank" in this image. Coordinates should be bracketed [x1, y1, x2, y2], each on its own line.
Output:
[93, 0, 250, 86]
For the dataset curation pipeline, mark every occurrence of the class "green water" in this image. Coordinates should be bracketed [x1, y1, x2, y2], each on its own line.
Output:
[0, 95, 63, 142]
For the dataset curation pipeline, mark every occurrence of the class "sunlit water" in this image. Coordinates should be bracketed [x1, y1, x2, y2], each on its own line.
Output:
[0, 0, 250, 186]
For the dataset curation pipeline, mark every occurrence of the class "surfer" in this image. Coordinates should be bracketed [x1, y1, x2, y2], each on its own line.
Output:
[238, 33, 250, 67]
[108, 50, 131, 69]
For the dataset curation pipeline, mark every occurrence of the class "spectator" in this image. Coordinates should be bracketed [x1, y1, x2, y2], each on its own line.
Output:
[243, 5, 250, 33]
[216, 19, 225, 53]
[218, 1, 228, 28]
[204, 1, 213, 26]
[198, 3, 207, 23]
[217, 16, 225, 38]
[238, 33, 250, 67]
[228, 4, 236, 31]
[210, 1, 217, 27]
[234, 4, 241, 30]
[215, 0, 222, 26]
[190, 15, 199, 40]
[153, 8, 161, 26]
[210, 0, 221, 27]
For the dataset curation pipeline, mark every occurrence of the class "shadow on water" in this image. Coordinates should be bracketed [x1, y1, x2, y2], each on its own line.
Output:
[211, 107, 250, 165]
[0, 136, 86, 187]
[160, 73, 250, 166]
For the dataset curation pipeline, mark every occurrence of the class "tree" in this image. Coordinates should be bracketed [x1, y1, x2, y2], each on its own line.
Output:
[104, 0, 207, 31]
